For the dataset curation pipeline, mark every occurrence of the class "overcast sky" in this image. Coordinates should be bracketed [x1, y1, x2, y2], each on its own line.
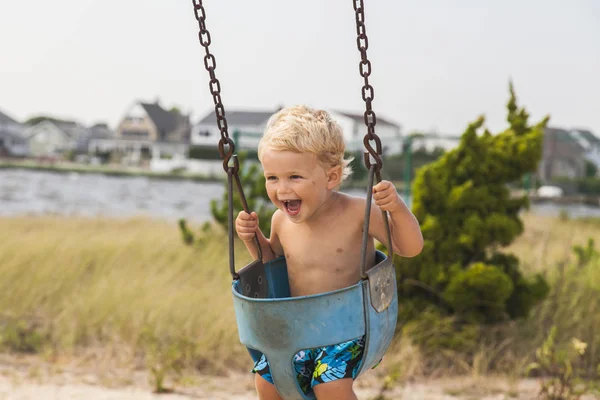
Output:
[1, 0, 598, 136]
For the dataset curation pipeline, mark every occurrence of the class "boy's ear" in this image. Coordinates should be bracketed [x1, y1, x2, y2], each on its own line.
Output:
[326, 165, 343, 189]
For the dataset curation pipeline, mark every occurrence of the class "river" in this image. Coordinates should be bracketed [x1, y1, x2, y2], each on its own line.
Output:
[1, 169, 599, 222]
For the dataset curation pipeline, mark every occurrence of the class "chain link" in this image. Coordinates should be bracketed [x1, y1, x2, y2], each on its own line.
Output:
[353, 0, 383, 172]
[192, 0, 234, 172]
[193, 0, 382, 173]
[192, 0, 265, 275]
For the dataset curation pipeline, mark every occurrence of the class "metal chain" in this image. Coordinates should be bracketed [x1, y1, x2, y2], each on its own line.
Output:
[192, 0, 236, 173]
[191, 0, 263, 274]
[353, 0, 383, 173]
[354, 0, 393, 276]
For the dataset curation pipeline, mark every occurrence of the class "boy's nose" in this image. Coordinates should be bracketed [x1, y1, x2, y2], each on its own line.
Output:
[277, 181, 292, 194]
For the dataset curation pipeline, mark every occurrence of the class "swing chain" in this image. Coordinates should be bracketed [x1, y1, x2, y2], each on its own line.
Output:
[192, 0, 234, 173]
[353, 0, 383, 173]
[191, 0, 263, 272]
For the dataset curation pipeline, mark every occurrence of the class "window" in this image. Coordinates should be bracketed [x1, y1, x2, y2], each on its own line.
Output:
[121, 130, 149, 139]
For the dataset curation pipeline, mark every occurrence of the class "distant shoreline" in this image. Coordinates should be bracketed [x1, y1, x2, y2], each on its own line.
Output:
[0, 159, 377, 189]
[0, 159, 221, 183]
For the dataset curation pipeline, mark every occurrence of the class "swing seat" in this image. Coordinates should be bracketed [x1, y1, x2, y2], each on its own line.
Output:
[232, 250, 398, 400]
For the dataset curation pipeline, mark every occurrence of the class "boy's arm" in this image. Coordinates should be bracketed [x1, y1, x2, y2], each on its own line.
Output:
[367, 181, 423, 258]
[241, 210, 284, 263]
[244, 228, 275, 262]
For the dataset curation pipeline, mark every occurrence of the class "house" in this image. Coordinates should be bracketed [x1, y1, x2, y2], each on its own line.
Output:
[90, 100, 191, 164]
[74, 123, 114, 154]
[25, 119, 86, 157]
[115, 101, 190, 144]
[191, 109, 276, 150]
[330, 111, 402, 155]
[0, 109, 28, 157]
[191, 107, 403, 155]
[538, 127, 588, 182]
[571, 129, 600, 173]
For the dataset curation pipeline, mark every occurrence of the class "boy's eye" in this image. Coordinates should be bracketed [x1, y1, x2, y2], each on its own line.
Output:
[266, 176, 277, 181]
[290, 175, 302, 179]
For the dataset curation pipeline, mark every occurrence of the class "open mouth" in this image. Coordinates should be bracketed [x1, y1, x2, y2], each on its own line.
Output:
[282, 200, 302, 216]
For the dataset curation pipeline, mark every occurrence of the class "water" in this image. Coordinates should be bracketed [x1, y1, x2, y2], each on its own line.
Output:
[0, 169, 224, 222]
[1, 169, 599, 222]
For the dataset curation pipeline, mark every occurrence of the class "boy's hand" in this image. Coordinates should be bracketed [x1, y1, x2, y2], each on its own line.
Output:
[372, 180, 402, 213]
[235, 211, 259, 242]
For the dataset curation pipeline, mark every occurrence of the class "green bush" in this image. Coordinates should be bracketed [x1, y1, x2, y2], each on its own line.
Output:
[397, 82, 550, 324]
[566, 178, 600, 195]
[585, 160, 598, 178]
[188, 145, 259, 161]
[0, 317, 49, 353]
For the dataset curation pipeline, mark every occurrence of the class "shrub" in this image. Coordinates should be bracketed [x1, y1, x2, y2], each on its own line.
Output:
[396, 82, 550, 324]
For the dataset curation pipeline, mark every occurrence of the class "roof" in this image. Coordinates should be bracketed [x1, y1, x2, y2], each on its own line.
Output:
[0, 109, 19, 125]
[0, 129, 27, 143]
[198, 110, 275, 126]
[545, 127, 579, 142]
[334, 110, 400, 128]
[544, 127, 588, 155]
[55, 121, 80, 136]
[574, 129, 600, 147]
[141, 103, 180, 133]
[24, 119, 84, 140]
[89, 123, 114, 138]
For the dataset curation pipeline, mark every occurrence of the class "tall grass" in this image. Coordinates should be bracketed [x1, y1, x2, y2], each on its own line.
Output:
[506, 212, 600, 272]
[381, 213, 600, 382]
[0, 216, 251, 374]
[507, 214, 600, 376]
[0, 212, 599, 386]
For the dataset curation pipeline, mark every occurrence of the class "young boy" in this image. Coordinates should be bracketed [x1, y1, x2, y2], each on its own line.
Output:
[235, 105, 423, 400]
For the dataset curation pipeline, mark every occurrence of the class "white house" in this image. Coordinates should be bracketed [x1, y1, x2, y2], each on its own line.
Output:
[538, 127, 600, 181]
[571, 129, 600, 172]
[191, 107, 403, 155]
[191, 109, 276, 150]
[75, 123, 114, 154]
[329, 111, 402, 155]
[0, 109, 28, 157]
[25, 119, 86, 157]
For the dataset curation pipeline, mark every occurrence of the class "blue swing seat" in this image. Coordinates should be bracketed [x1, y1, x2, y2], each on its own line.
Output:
[232, 250, 398, 400]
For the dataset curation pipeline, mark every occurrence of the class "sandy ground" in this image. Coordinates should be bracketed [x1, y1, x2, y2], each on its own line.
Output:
[0, 355, 590, 400]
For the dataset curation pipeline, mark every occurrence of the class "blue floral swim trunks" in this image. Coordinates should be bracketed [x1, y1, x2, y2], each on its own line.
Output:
[252, 336, 366, 395]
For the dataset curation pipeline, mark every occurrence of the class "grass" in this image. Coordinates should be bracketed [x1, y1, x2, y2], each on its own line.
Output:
[0, 216, 251, 376]
[0, 211, 599, 395]
[506, 212, 600, 272]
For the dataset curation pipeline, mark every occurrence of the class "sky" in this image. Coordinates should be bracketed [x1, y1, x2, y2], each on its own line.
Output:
[1, 0, 599, 137]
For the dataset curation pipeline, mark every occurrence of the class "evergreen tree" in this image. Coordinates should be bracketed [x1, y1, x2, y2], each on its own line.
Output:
[396, 82, 550, 324]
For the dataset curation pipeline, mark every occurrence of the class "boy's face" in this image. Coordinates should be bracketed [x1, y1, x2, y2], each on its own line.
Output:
[261, 148, 339, 223]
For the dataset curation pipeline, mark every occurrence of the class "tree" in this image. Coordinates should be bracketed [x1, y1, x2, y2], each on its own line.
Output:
[585, 160, 598, 178]
[396, 82, 550, 324]
[24, 115, 68, 126]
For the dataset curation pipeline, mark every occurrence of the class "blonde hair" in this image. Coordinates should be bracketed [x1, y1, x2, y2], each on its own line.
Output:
[258, 105, 353, 181]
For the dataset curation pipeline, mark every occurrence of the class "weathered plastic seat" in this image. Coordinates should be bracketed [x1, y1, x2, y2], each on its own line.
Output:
[232, 249, 398, 400]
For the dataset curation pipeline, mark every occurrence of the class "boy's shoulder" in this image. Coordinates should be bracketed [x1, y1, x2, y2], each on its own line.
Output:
[271, 208, 285, 226]
[336, 192, 368, 218]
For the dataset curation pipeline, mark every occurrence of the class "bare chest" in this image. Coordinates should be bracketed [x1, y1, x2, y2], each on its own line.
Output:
[278, 220, 364, 272]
